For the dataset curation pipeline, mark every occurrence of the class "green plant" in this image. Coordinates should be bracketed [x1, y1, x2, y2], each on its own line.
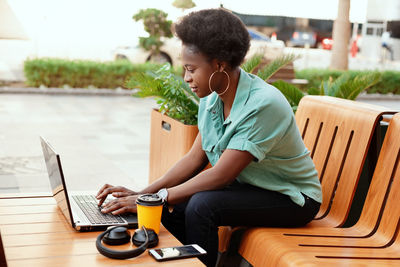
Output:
[133, 9, 173, 55]
[241, 53, 299, 81]
[296, 69, 400, 95]
[243, 53, 382, 112]
[126, 63, 199, 125]
[272, 80, 305, 112]
[255, 54, 299, 81]
[276, 72, 381, 112]
[24, 58, 162, 89]
[128, 53, 301, 124]
[307, 72, 381, 99]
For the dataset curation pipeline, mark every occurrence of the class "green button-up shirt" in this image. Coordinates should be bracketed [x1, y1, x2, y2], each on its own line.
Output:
[198, 69, 322, 206]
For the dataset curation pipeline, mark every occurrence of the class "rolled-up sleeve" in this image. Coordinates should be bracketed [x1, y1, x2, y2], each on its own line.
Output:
[226, 102, 292, 162]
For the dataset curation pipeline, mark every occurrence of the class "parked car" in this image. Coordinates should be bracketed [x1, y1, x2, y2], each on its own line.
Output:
[112, 29, 285, 66]
[248, 29, 271, 41]
[321, 37, 333, 50]
[246, 29, 285, 59]
[112, 37, 180, 65]
[287, 27, 317, 48]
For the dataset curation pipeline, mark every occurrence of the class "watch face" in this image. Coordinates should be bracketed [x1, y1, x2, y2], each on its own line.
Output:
[158, 189, 168, 202]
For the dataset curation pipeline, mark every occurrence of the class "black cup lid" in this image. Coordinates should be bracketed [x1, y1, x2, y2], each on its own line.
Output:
[136, 193, 163, 206]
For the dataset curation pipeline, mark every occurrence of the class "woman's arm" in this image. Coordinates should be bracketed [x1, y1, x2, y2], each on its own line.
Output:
[138, 132, 209, 194]
[97, 132, 208, 203]
[166, 148, 254, 205]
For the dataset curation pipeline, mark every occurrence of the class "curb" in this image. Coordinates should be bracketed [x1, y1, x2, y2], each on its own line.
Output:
[1, 87, 400, 101]
[0, 87, 136, 96]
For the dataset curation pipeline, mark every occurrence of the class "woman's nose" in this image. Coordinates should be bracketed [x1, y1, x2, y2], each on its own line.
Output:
[184, 71, 192, 83]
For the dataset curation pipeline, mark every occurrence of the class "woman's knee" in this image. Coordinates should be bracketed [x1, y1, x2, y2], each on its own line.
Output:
[185, 191, 219, 224]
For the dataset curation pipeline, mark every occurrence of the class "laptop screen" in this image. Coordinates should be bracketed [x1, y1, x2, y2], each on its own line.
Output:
[40, 137, 74, 226]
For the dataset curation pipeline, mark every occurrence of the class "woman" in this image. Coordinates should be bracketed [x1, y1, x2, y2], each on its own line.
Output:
[97, 9, 322, 267]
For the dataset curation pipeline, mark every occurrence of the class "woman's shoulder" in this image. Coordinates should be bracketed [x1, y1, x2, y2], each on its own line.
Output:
[246, 74, 290, 109]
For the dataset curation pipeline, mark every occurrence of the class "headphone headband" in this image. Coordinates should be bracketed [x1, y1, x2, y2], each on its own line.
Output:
[96, 226, 157, 260]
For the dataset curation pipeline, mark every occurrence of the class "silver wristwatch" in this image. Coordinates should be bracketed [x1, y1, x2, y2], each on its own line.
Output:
[157, 188, 168, 204]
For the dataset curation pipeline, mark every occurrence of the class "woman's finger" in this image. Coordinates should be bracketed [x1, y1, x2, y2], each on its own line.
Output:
[96, 184, 112, 198]
[112, 191, 130, 197]
[101, 197, 118, 209]
[97, 186, 125, 205]
[101, 200, 121, 213]
[98, 196, 107, 207]
[111, 206, 130, 215]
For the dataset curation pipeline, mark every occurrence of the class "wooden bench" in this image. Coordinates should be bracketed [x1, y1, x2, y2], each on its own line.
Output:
[238, 112, 400, 266]
[217, 96, 394, 265]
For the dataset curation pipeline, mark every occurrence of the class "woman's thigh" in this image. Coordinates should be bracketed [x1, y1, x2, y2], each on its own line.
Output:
[186, 182, 320, 228]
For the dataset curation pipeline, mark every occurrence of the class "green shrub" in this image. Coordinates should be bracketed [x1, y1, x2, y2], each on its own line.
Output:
[243, 53, 382, 112]
[24, 58, 163, 89]
[296, 69, 400, 95]
[126, 63, 199, 125]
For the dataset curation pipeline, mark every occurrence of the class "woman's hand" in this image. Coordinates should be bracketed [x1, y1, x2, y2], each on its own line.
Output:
[96, 184, 137, 206]
[100, 195, 139, 215]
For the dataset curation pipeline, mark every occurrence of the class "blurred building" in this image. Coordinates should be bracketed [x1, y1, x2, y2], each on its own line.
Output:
[362, 0, 400, 61]
[0, 0, 30, 81]
[234, 0, 400, 61]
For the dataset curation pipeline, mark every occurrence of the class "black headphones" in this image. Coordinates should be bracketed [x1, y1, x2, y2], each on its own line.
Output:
[96, 226, 159, 259]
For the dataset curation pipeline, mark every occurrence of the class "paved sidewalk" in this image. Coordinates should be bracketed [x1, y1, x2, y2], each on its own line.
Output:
[0, 93, 156, 195]
[0, 89, 399, 196]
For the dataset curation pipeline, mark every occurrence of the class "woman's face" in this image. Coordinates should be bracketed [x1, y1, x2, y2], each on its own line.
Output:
[181, 44, 217, 98]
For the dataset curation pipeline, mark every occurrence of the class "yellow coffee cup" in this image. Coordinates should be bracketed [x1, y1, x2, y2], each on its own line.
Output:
[136, 193, 164, 234]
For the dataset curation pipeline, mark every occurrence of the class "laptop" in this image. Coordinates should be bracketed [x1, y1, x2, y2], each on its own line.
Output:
[40, 136, 138, 231]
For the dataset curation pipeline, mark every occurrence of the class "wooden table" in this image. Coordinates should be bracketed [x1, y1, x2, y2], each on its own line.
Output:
[0, 195, 204, 267]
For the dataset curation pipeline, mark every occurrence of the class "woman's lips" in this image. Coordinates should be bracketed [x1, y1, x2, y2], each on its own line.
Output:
[191, 87, 198, 92]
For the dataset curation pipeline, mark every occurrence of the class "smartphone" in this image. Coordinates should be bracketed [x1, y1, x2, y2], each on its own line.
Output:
[148, 244, 207, 261]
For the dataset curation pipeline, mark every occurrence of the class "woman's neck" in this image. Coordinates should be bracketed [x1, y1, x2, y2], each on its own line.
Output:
[219, 67, 240, 119]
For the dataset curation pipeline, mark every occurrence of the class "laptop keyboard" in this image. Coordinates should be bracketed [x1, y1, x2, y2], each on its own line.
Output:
[72, 195, 125, 225]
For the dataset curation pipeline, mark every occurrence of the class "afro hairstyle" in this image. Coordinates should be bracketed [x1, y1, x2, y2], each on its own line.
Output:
[174, 9, 250, 68]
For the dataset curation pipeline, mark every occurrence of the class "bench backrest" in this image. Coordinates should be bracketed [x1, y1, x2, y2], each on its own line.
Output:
[352, 113, 400, 241]
[295, 96, 389, 227]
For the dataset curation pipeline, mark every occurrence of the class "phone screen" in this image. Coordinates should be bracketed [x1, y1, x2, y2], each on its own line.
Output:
[149, 244, 206, 261]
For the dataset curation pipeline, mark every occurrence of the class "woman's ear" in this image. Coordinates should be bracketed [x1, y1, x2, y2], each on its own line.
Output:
[217, 62, 228, 72]
[211, 59, 228, 72]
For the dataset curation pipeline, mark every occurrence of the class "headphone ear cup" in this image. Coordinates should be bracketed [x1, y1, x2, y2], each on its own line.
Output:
[132, 228, 159, 248]
[103, 227, 131, 245]
[147, 229, 159, 248]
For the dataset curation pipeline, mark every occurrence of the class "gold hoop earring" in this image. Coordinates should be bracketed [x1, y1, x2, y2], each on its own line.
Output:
[208, 70, 230, 96]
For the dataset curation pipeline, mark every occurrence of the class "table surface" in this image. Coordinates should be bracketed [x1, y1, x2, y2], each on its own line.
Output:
[0, 196, 204, 267]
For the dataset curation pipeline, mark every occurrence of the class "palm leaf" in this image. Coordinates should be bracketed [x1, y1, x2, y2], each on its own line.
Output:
[256, 53, 299, 81]
[321, 79, 330, 95]
[337, 72, 381, 100]
[326, 73, 350, 97]
[272, 80, 305, 110]
[241, 53, 263, 73]
[307, 87, 321, 95]
[125, 72, 162, 97]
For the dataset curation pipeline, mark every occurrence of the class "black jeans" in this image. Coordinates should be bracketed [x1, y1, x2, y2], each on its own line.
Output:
[161, 181, 320, 267]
